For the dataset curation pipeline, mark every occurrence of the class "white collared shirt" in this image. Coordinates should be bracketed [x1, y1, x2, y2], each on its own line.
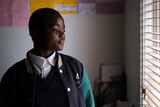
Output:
[29, 52, 56, 78]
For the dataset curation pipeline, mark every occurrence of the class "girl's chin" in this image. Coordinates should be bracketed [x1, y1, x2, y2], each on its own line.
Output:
[56, 45, 64, 51]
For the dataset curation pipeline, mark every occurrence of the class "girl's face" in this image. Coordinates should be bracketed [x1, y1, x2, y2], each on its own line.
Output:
[42, 17, 66, 51]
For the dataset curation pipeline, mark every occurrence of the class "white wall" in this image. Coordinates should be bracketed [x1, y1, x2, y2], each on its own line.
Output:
[124, 0, 140, 107]
[0, 14, 124, 89]
[0, 27, 33, 75]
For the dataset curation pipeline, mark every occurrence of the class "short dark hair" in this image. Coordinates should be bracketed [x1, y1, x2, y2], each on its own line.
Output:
[29, 8, 63, 41]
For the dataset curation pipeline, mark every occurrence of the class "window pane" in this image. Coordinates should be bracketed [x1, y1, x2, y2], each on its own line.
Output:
[141, 0, 160, 107]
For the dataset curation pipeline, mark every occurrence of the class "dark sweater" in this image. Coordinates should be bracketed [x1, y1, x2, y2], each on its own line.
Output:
[0, 53, 95, 107]
[34, 66, 69, 107]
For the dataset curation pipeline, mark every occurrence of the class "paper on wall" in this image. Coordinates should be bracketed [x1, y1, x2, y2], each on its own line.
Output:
[0, 0, 29, 27]
[30, 0, 78, 14]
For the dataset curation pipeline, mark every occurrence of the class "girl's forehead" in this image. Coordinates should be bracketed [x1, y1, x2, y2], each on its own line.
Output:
[51, 18, 65, 27]
[43, 17, 64, 29]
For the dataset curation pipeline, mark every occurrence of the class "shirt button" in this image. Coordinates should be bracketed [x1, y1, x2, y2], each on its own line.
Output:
[67, 87, 71, 92]
[59, 69, 63, 73]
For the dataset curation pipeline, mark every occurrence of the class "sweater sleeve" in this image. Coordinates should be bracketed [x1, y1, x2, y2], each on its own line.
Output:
[81, 65, 95, 107]
[0, 71, 11, 107]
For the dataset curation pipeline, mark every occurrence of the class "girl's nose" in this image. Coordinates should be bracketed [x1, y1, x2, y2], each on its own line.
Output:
[59, 31, 65, 39]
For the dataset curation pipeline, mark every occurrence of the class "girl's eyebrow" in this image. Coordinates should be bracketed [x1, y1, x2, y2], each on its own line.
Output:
[51, 24, 65, 29]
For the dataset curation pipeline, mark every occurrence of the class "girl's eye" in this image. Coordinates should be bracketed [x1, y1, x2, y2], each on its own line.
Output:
[52, 28, 59, 32]
[50, 26, 65, 35]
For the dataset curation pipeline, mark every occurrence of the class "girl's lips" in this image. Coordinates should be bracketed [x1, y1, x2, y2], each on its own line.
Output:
[58, 39, 65, 44]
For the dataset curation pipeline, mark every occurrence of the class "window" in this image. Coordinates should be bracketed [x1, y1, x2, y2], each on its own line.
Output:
[141, 0, 160, 107]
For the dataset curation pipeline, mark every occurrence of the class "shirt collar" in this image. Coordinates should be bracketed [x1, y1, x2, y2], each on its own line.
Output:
[29, 51, 56, 68]
[26, 51, 63, 74]
[47, 52, 56, 66]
